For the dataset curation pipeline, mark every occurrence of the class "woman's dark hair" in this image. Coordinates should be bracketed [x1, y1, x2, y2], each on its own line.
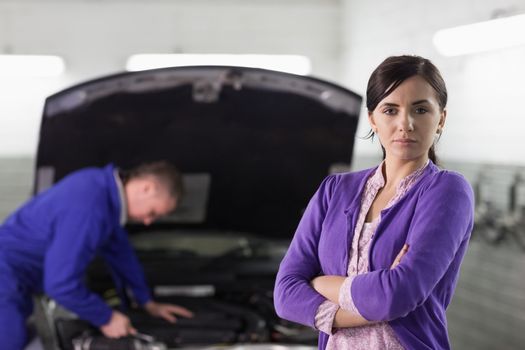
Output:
[120, 160, 183, 199]
[366, 55, 447, 164]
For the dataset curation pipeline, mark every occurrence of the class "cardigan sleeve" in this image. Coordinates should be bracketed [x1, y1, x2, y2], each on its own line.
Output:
[349, 172, 474, 322]
[100, 227, 152, 306]
[314, 300, 340, 335]
[274, 175, 339, 328]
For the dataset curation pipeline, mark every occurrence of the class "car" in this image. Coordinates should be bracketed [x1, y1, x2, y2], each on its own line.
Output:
[32, 65, 361, 350]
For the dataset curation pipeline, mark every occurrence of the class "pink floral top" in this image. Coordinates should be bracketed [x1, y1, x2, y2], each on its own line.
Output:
[314, 161, 429, 349]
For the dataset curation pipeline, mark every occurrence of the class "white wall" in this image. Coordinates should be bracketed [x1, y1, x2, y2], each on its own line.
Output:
[0, 0, 341, 156]
[2, 0, 525, 165]
[342, 0, 525, 165]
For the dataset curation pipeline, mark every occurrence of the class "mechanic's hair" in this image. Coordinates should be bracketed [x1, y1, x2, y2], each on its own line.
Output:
[120, 161, 183, 199]
[365, 55, 447, 164]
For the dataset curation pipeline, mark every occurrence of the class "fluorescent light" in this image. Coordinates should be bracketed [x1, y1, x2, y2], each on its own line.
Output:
[0, 55, 65, 77]
[433, 13, 525, 56]
[126, 54, 312, 75]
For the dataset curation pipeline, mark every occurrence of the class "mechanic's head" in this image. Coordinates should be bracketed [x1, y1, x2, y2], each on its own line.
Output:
[121, 161, 183, 225]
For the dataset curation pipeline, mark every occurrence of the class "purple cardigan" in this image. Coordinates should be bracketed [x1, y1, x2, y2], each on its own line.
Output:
[274, 162, 474, 350]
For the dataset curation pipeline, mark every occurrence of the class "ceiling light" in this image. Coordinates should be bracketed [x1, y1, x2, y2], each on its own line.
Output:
[0, 55, 65, 77]
[433, 13, 525, 56]
[126, 54, 312, 75]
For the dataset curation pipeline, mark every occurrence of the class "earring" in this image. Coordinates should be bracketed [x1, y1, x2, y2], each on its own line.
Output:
[436, 128, 442, 134]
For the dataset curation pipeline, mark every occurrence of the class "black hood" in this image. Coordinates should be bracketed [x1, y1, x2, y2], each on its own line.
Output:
[35, 66, 361, 236]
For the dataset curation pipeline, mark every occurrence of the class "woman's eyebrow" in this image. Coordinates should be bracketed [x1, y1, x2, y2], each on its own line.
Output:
[379, 100, 431, 108]
[380, 102, 399, 107]
[412, 99, 430, 105]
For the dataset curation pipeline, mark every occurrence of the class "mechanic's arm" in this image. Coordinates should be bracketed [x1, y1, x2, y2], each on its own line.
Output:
[101, 227, 193, 322]
[274, 175, 340, 328]
[341, 174, 474, 322]
[100, 227, 152, 306]
[43, 211, 122, 332]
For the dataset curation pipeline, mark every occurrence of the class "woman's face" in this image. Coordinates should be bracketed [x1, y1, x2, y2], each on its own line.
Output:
[368, 75, 446, 163]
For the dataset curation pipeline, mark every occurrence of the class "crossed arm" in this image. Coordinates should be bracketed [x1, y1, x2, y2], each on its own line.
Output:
[310, 244, 409, 328]
[275, 173, 473, 332]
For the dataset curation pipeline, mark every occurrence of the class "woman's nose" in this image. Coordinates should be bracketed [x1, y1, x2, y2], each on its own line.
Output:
[398, 112, 414, 132]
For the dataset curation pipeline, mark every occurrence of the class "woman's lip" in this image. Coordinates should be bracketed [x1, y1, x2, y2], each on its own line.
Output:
[394, 139, 416, 143]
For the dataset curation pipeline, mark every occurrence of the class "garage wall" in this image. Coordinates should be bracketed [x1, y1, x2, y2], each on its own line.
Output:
[3, 0, 525, 164]
[0, 157, 33, 220]
[342, 0, 525, 165]
[0, 0, 342, 156]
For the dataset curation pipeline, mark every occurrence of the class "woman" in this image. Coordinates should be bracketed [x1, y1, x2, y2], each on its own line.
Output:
[274, 55, 474, 350]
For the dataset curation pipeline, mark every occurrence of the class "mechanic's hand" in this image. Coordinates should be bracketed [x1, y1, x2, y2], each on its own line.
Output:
[144, 301, 194, 323]
[390, 243, 409, 269]
[100, 310, 137, 338]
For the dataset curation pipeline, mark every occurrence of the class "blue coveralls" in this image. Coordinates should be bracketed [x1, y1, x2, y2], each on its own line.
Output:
[0, 164, 152, 349]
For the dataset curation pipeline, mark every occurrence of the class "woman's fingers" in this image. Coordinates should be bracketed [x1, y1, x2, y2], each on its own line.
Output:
[390, 243, 409, 269]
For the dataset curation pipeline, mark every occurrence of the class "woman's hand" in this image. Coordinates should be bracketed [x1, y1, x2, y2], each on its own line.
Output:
[311, 275, 346, 303]
[391, 243, 409, 269]
[312, 276, 373, 328]
[144, 301, 194, 323]
[311, 242, 408, 303]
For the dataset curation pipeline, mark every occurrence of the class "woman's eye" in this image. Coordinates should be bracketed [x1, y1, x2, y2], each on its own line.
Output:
[415, 107, 428, 114]
[383, 108, 396, 115]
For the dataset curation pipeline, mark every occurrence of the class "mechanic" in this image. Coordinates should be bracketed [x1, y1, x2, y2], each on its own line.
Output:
[0, 161, 193, 350]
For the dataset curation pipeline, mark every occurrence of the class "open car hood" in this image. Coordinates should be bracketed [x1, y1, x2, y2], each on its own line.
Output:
[34, 66, 362, 349]
[35, 66, 361, 237]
